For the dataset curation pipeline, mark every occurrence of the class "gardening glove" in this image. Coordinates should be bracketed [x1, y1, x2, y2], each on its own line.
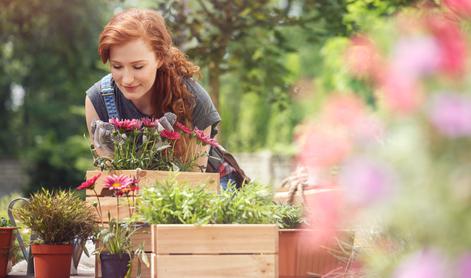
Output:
[91, 120, 115, 156]
[157, 112, 177, 132]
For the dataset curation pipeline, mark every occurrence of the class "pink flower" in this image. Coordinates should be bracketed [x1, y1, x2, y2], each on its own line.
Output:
[390, 36, 441, 79]
[194, 128, 219, 147]
[109, 118, 142, 131]
[444, 0, 471, 18]
[345, 35, 383, 79]
[175, 122, 193, 134]
[379, 70, 424, 114]
[121, 177, 140, 194]
[322, 94, 367, 128]
[457, 253, 471, 278]
[339, 157, 394, 207]
[427, 15, 467, 76]
[428, 92, 471, 138]
[76, 173, 101, 191]
[103, 174, 133, 191]
[160, 130, 181, 140]
[141, 117, 158, 128]
[297, 122, 352, 170]
[394, 249, 448, 278]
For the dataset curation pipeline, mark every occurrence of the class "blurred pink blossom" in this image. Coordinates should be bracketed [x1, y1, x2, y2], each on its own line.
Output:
[345, 35, 383, 79]
[390, 36, 441, 79]
[322, 94, 367, 128]
[457, 253, 471, 278]
[379, 70, 424, 114]
[303, 189, 346, 245]
[428, 92, 471, 138]
[321, 94, 384, 144]
[427, 14, 467, 76]
[444, 0, 471, 17]
[339, 157, 394, 206]
[297, 122, 352, 170]
[394, 249, 448, 278]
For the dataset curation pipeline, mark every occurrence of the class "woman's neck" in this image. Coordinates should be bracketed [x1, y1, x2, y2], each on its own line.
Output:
[131, 93, 154, 116]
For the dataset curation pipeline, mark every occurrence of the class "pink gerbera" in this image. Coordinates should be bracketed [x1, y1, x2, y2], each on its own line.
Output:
[103, 174, 133, 191]
[76, 173, 101, 191]
[141, 117, 158, 128]
[121, 177, 140, 194]
[160, 130, 181, 140]
[194, 128, 219, 147]
[175, 122, 193, 134]
[109, 118, 142, 131]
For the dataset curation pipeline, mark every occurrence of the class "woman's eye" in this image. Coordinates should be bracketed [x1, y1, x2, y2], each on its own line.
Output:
[134, 65, 144, 70]
[112, 65, 122, 69]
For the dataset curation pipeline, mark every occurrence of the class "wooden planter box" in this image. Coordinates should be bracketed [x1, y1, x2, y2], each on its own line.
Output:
[150, 224, 279, 278]
[279, 229, 355, 278]
[85, 170, 220, 222]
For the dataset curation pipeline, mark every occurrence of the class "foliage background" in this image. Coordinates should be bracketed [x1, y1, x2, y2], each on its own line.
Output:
[0, 0, 416, 194]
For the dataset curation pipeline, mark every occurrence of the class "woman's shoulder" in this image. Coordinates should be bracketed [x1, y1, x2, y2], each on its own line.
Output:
[183, 77, 212, 106]
[85, 77, 108, 121]
[183, 77, 221, 131]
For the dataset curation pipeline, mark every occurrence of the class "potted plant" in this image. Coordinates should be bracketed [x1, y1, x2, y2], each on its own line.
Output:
[86, 117, 220, 222]
[274, 185, 355, 277]
[78, 173, 149, 278]
[136, 178, 279, 277]
[14, 189, 97, 278]
[0, 217, 15, 278]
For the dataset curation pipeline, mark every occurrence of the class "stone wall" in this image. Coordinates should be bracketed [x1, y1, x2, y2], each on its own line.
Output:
[0, 159, 26, 197]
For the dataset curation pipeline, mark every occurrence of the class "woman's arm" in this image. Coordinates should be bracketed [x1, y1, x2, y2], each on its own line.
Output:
[85, 95, 100, 138]
[85, 95, 112, 158]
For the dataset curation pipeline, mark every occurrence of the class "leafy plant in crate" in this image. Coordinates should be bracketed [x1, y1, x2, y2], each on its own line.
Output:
[14, 189, 96, 278]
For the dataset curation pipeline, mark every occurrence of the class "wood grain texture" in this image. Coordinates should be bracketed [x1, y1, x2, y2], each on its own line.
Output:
[153, 254, 278, 278]
[151, 224, 278, 254]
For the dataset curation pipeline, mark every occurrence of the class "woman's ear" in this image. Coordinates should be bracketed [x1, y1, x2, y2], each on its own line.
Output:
[157, 59, 164, 69]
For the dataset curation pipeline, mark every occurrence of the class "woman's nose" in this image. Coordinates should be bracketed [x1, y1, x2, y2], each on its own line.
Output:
[122, 69, 134, 84]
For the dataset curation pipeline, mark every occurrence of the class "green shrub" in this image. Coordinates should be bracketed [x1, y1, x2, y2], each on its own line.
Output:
[15, 189, 97, 244]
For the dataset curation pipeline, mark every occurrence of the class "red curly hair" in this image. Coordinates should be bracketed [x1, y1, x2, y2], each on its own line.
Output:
[98, 8, 201, 166]
[98, 8, 199, 124]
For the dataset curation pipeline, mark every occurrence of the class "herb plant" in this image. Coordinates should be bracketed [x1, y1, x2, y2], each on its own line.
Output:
[137, 177, 303, 227]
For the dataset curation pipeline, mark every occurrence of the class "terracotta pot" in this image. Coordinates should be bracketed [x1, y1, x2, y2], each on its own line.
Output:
[100, 252, 130, 278]
[0, 228, 16, 278]
[279, 229, 354, 278]
[32, 244, 73, 278]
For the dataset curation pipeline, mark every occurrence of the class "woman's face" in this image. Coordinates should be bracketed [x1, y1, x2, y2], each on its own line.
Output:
[109, 39, 161, 102]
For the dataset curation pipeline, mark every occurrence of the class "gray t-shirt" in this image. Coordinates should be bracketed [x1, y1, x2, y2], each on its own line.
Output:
[86, 76, 221, 136]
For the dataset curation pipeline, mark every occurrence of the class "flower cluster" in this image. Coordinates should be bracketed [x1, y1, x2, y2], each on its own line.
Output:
[297, 4, 471, 277]
[91, 114, 219, 171]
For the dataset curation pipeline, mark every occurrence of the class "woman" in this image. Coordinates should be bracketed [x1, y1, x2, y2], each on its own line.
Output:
[85, 8, 220, 170]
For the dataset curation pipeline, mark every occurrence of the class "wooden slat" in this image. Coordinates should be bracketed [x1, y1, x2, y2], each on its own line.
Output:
[86, 196, 133, 221]
[152, 224, 278, 254]
[131, 226, 152, 253]
[85, 170, 220, 196]
[153, 254, 278, 278]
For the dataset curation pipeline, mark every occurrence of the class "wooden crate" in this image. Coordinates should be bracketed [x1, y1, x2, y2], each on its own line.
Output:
[279, 229, 355, 277]
[95, 226, 152, 278]
[85, 170, 220, 222]
[151, 224, 279, 278]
